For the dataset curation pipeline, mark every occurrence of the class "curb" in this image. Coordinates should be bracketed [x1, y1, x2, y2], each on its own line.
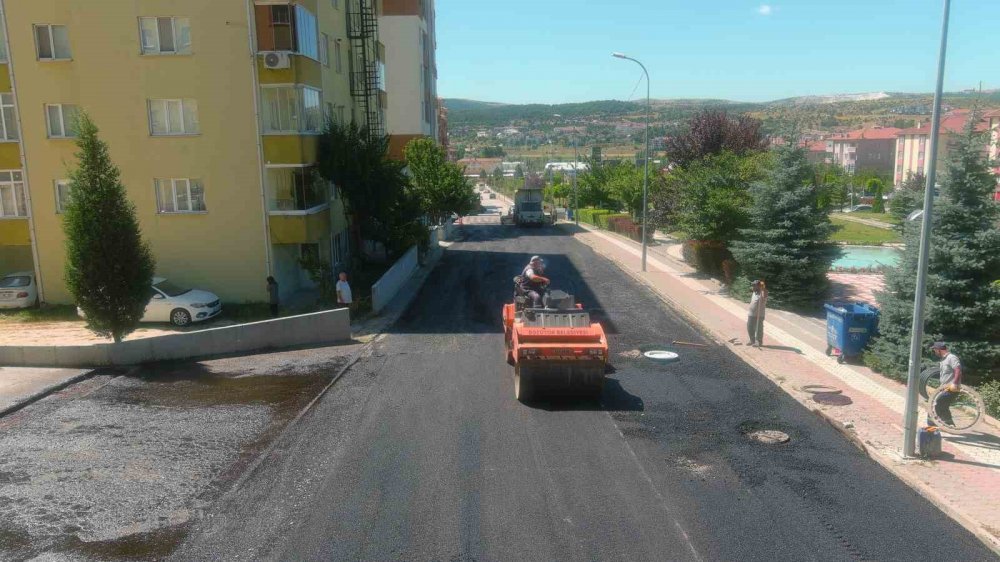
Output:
[0, 369, 96, 419]
[566, 223, 1000, 556]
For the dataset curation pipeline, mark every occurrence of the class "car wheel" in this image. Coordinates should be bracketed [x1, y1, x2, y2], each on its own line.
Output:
[170, 308, 192, 327]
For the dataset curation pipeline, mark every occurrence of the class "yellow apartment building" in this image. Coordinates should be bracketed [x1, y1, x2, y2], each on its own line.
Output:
[0, 0, 387, 305]
[380, 0, 436, 159]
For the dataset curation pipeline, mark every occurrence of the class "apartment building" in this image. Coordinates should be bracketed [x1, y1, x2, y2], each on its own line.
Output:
[380, 0, 437, 159]
[827, 127, 900, 176]
[0, 0, 387, 305]
[988, 109, 1000, 197]
[893, 110, 988, 187]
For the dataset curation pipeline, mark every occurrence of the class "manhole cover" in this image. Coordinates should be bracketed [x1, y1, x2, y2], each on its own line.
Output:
[643, 350, 679, 363]
[746, 429, 790, 444]
[812, 392, 853, 406]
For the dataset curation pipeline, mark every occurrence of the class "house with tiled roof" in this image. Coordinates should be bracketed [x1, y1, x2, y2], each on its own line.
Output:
[803, 140, 832, 165]
[827, 127, 901, 176]
[893, 110, 990, 187]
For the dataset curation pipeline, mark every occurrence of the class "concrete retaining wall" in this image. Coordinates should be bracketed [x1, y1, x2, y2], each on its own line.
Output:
[371, 245, 418, 314]
[0, 308, 351, 368]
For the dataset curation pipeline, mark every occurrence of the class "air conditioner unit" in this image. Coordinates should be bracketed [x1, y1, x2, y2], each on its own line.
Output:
[263, 52, 291, 70]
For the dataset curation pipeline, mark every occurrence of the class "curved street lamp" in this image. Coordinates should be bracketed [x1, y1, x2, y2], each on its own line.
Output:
[613, 52, 650, 272]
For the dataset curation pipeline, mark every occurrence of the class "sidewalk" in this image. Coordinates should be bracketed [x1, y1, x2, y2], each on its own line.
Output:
[566, 221, 1000, 553]
[0, 367, 91, 417]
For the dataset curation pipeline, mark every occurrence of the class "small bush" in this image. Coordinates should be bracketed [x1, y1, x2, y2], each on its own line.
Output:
[607, 216, 645, 242]
[981, 380, 1000, 419]
[598, 213, 630, 228]
[729, 274, 753, 301]
[682, 240, 733, 277]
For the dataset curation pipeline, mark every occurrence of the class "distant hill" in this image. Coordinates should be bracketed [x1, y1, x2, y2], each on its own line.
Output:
[443, 99, 642, 127]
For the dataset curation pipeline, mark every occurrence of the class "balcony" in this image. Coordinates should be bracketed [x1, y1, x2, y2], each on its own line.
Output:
[269, 208, 331, 244]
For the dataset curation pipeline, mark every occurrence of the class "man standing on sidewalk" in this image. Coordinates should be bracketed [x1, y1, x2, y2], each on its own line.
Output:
[931, 342, 962, 426]
[747, 280, 767, 347]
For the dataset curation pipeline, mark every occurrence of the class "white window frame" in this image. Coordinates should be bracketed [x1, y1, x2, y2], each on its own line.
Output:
[0, 14, 7, 63]
[265, 164, 328, 214]
[0, 93, 18, 142]
[0, 170, 26, 218]
[138, 16, 192, 55]
[154, 178, 207, 214]
[260, 85, 322, 134]
[147, 98, 199, 136]
[33, 24, 71, 60]
[54, 179, 71, 213]
[45, 104, 79, 139]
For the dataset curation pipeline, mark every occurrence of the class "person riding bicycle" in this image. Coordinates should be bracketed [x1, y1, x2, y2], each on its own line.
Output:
[519, 256, 550, 308]
[931, 341, 962, 426]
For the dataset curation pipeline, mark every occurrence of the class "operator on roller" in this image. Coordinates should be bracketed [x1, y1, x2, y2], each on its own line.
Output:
[520, 255, 550, 308]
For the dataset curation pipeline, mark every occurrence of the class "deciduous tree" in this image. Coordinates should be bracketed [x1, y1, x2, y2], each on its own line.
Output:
[664, 109, 769, 168]
[405, 138, 476, 225]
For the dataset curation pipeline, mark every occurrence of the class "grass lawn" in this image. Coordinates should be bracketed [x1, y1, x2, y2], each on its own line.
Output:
[841, 210, 899, 225]
[0, 304, 80, 324]
[829, 216, 902, 245]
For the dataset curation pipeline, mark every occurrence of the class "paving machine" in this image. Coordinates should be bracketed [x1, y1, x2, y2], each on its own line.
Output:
[502, 279, 609, 401]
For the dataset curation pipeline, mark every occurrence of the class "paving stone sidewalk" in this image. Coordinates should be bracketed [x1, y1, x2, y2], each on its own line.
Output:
[568, 222, 1000, 554]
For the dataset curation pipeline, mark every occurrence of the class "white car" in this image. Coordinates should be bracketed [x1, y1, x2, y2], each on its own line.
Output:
[78, 277, 222, 326]
[0, 271, 38, 309]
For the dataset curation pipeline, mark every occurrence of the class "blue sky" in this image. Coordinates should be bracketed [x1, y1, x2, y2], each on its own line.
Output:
[435, 0, 999, 104]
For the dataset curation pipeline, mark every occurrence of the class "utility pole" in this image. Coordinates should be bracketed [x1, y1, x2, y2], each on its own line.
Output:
[902, 0, 951, 458]
[573, 135, 579, 225]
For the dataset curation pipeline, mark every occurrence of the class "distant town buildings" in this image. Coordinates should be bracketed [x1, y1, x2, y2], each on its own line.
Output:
[457, 157, 503, 178]
[827, 127, 901, 176]
[893, 110, 987, 186]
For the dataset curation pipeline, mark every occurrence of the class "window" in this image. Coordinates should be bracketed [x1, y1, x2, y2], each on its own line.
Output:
[0, 171, 26, 217]
[34, 24, 71, 60]
[325, 102, 334, 123]
[139, 17, 191, 55]
[148, 99, 199, 135]
[271, 5, 294, 51]
[337, 105, 345, 125]
[331, 0, 339, 8]
[261, 86, 321, 133]
[54, 179, 71, 213]
[320, 33, 329, 66]
[0, 94, 18, 141]
[266, 167, 327, 211]
[0, 16, 7, 63]
[45, 104, 80, 138]
[295, 5, 318, 60]
[155, 178, 206, 213]
[334, 41, 342, 73]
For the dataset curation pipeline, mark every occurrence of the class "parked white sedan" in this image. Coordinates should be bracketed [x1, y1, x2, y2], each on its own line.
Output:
[78, 278, 222, 326]
[0, 271, 38, 309]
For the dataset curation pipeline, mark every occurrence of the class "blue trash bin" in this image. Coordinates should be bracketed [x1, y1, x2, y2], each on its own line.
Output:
[824, 302, 880, 364]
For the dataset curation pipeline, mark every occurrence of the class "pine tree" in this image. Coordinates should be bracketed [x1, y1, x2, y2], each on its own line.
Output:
[869, 116, 1000, 380]
[730, 147, 841, 309]
[63, 113, 155, 343]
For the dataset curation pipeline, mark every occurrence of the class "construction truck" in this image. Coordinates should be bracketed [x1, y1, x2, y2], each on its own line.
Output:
[513, 186, 546, 226]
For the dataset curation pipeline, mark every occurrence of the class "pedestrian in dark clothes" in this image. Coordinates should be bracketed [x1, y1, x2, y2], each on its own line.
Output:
[267, 276, 279, 317]
[747, 280, 767, 347]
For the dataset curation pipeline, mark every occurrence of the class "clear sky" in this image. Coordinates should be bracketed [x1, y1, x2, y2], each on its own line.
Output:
[435, 0, 999, 104]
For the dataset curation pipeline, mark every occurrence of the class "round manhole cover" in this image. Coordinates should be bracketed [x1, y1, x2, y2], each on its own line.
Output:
[643, 350, 679, 363]
[746, 429, 790, 444]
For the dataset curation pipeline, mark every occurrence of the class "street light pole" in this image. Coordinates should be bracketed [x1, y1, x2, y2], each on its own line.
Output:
[613, 52, 650, 272]
[902, 0, 951, 458]
[573, 135, 579, 225]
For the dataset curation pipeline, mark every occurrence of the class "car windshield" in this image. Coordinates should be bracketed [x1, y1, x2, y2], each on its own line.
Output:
[0, 276, 30, 288]
[154, 280, 191, 297]
[520, 202, 542, 212]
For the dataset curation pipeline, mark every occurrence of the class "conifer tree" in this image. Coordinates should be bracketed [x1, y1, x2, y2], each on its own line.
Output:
[730, 147, 841, 309]
[869, 178, 886, 213]
[63, 113, 155, 343]
[869, 117, 1000, 379]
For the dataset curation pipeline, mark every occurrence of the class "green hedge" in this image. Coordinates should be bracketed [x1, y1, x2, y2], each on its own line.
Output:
[578, 208, 615, 226]
[597, 213, 631, 228]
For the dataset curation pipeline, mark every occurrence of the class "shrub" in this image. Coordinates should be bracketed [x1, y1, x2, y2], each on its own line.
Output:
[578, 208, 614, 226]
[598, 213, 630, 228]
[682, 240, 733, 277]
[607, 216, 645, 242]
[981, 380, 1000, 419]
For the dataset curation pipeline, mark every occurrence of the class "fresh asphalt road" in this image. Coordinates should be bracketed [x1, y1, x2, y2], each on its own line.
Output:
[176, 217, 995, 561]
